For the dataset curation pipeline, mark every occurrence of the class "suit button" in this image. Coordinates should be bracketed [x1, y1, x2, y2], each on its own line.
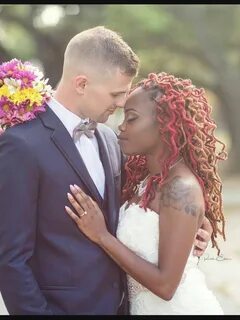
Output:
[113, 281, 119, 289]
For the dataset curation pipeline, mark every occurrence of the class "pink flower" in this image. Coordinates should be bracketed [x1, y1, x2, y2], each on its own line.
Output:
[0, 96, 14, 116]
[0, 58, 53, 132]
[0, 59, 19, 78]
[14, 69, 36, 88]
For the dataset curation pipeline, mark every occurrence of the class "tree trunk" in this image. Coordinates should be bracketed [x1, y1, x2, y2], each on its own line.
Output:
[216, 70, 240, 174]
[175, 6, 240, 174]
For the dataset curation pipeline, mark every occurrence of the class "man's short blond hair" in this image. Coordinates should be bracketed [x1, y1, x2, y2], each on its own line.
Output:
[63, 26, 139, 78]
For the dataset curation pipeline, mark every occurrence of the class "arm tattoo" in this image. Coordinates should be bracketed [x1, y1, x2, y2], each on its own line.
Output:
[159, 176, 201, 217]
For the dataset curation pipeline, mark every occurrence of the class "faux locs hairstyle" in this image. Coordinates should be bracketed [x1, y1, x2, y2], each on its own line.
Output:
[122, 72, 227, 255]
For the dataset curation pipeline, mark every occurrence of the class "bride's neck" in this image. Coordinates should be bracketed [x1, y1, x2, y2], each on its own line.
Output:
[145, 150, 170, 176]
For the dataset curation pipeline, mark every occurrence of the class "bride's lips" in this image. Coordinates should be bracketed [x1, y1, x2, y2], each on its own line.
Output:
[117, 135, 128, 141]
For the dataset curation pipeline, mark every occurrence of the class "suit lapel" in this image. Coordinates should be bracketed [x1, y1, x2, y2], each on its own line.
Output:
[95, 128, 118, 234]
[38, 106, 103, 205]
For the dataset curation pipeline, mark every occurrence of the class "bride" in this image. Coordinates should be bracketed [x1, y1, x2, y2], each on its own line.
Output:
[65, 72, 227, 315]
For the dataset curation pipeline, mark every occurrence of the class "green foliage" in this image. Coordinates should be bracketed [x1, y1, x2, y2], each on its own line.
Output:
[0, 4, 239, 172]
[1, 22, 36, 59]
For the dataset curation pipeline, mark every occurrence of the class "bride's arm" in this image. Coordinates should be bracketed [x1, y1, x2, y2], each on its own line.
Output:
[65, 178, 203, 301]
[156, 175, 204, 298]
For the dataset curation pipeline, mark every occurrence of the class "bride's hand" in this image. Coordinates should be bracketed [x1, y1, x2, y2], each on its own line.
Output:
[193, 216, 213, 257]
[65, 184, 109, 244]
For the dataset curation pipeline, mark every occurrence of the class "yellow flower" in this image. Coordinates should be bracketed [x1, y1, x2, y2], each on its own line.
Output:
[33, 81, 44, 92]
[11, 88, 43, 108]
[0, 84, 11, 98]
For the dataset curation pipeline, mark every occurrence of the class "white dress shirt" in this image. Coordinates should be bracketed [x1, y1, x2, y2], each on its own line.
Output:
[48, 97, 105, 198]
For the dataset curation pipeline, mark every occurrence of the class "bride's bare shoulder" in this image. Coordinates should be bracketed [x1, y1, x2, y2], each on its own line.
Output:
[152, 164, 205, 220]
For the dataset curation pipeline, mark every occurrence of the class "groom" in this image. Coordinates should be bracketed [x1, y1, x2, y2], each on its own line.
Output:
[0, 26, 212, 315]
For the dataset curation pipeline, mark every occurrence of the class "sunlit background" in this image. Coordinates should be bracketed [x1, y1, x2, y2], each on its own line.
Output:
[0, 4, 239, 315]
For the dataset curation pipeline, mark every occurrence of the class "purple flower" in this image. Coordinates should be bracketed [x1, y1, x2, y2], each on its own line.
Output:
[0, 58, 53, 131]
[0, 96, 14, 116]
[16, 70, 36, 88]
[0, 59, 19, 77]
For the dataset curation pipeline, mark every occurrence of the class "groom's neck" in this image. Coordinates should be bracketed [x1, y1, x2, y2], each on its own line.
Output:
[53, 80, 86, 118]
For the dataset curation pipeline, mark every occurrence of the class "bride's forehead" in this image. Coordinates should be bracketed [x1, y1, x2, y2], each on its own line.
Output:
[126, 87, 153, 108]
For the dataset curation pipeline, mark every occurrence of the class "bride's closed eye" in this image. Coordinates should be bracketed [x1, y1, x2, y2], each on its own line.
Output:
[126, 117, 138, 123]
[124, 108, 139, 123]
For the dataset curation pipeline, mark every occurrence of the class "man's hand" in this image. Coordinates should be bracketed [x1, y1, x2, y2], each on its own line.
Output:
[193, 216, 213, 257]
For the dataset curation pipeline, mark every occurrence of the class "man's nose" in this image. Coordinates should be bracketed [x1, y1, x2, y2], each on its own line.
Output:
[116, 95, 127, 108]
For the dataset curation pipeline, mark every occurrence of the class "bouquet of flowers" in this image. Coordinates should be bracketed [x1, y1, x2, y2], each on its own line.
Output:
[0, 58, 53, 133]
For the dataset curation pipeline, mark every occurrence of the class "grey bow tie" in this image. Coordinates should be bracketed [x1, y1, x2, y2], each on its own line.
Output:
[72, 120, 97, 142]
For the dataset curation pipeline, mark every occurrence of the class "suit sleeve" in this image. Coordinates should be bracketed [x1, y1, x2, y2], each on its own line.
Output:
[111, 129, 127, 190]
[0, 131, 54, 315]
[120, 151, 127, 190]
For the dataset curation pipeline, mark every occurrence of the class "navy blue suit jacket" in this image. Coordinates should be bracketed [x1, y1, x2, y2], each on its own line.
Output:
[0, 106, 128, 315]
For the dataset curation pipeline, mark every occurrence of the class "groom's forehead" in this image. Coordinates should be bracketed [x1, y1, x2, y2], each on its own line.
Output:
[110, 84, 132, 96]
[107, 70, 133, 91]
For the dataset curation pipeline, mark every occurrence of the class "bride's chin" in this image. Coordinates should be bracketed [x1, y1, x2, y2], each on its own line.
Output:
[120, 149, 140, 156]
[118, 140, 141, 156]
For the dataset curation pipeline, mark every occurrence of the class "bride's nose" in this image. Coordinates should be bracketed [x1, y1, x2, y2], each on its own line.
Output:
[118, 120, 126, 132]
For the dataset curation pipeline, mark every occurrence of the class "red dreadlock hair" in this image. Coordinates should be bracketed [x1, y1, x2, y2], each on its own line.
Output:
[122, 72, 227, 255]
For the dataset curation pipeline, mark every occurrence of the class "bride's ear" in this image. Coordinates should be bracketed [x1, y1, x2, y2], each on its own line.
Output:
[74, 75, 88, 95]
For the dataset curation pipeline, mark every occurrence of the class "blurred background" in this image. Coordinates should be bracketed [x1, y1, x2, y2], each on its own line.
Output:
[0, 4, 239, 315]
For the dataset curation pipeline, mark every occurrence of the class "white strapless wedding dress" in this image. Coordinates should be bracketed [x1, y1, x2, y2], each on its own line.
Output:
[116, 201, 224, 315]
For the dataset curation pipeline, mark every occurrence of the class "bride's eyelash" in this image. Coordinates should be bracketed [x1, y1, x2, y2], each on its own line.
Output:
[126, 118, 137, 122]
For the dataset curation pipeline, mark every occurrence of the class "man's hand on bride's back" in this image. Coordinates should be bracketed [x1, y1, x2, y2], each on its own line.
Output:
[193, 216, 213, 257]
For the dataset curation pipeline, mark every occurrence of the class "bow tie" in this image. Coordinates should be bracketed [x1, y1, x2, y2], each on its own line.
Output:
[72, 120, 97, 142]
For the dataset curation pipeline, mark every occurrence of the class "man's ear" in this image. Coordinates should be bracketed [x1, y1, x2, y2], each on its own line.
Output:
[74, 75, 88, 95]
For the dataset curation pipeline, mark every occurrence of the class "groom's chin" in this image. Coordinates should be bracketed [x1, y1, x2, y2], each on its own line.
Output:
[97, 115, 109, 123]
